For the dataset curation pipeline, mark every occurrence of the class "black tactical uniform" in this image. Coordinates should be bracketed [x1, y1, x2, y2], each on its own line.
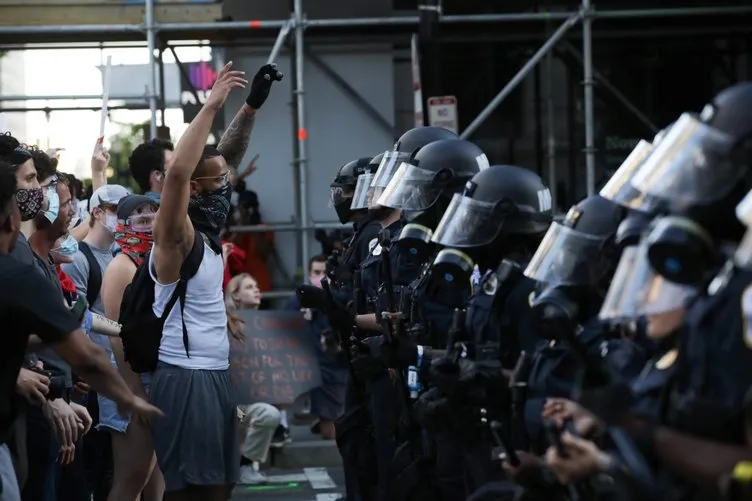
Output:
[424, 165, 553, 499]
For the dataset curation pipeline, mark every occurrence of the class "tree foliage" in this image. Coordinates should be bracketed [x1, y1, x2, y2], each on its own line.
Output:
[107, 121, 155, 192]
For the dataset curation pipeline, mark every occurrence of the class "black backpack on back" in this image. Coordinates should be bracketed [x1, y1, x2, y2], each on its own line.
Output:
[77, 242, 103, 307]
[119, 229, 205, 373]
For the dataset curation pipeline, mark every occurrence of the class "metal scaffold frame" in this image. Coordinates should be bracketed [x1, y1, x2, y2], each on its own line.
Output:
[1, 2, 751, 295]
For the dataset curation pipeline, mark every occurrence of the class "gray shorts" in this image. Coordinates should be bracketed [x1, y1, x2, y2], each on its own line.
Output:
[149, 363, 239, 492]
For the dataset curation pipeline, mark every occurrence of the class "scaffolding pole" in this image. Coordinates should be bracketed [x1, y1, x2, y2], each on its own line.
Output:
[582, 0, 596, 196]
[0, 6, 750, 37]
[293, 0, 310, 275]
[460, 10, 583, 139]
[0, 94, 149, 101]
[145, 0, 158, 138]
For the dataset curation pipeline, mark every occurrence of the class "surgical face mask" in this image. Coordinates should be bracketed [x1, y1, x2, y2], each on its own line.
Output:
[309, 275, 323, 289]
[103, 213, 117, 233]
[52, 234, 79, 257]
[43, 185, 60, 223]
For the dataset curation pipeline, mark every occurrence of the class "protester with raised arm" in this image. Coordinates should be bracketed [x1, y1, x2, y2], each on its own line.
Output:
[148, 62, 281, 501]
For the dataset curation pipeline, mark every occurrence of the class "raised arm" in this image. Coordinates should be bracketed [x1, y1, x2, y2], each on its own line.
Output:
[217, 107, 256, 169]
[153, 62, 247, 280]
[217, 63, 283, 169]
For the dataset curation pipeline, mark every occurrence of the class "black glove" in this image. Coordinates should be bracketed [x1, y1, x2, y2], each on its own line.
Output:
[329, 300, 354, 334]
[349, 339, 387, 380]
[361, 335, 417, 369]
[246, 64, 283, 109]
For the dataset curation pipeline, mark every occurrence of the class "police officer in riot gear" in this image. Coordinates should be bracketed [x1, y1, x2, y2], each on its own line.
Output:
[344, 129, 459, 501]
[328, 157, 383, 295]
[359, 139, 490, 369]
[521, 195, 648, 453]
[525, 195, 626, 341]
[368, 126, 459, 220]
[415, 165, 552, 498]
[573, 84, 752, 496]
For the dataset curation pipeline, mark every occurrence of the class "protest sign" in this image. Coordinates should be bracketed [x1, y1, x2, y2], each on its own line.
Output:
[230, 310, 322, 405]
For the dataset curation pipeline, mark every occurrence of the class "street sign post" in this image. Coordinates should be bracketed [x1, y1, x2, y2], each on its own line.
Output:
[427, 95, 458, 134]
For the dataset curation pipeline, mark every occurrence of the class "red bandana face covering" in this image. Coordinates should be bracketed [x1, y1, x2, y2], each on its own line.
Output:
[114, 223, 154, 266]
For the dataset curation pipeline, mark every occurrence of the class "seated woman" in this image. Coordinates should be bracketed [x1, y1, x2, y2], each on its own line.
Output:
[225, 273, 282, 485]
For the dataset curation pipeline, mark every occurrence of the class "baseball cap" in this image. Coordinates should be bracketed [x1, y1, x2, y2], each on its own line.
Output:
[116, 194, 158, 220]
[89, 184, 131, 213]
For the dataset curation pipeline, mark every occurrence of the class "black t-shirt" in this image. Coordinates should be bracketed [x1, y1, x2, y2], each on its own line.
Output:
[0, 253, 80, 443]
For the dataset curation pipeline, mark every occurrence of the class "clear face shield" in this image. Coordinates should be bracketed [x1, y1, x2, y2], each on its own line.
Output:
[598, 240, 698, 323]
[523, 222, 605, 287]
[375, 162, 445, 211]
[599, 140, 654, 209]
[431, 193, 505, 248]
[369, 151, 409, 209]
[629, 112, 738, 211]
[734, 189, 752, 269]
[350, 173, 375, 210]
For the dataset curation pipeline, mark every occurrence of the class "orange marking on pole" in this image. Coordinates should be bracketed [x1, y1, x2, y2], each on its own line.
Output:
[249, 20, 262, 28]
[297, 128, 308, 141]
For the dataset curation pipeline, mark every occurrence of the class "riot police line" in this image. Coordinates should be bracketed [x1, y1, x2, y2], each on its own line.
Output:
[298, 81, 752, 501]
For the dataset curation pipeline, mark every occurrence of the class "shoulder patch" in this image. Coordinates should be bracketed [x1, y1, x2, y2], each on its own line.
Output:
[655, 348, 678, 370]
[368, 238, 378, 254]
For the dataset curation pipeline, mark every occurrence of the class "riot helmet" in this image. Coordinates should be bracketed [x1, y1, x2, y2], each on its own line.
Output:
[350, 153, 384, 211]
[634, 83, 752, 285]
[394, 126, 458, 154]
[525, 195, 626, 337]
[376, 139, 489, 215]
[614, 209, 653, 251]
[599, 235, 697, 325]
[427, 165, 553, 299]
[331, 157, 372, 223]
[432, 164, 552, 249]
[369, 126, 458, 210]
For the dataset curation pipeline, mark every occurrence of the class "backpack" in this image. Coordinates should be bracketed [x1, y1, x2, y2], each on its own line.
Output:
[78, 242, 102, 307]
[118, 229, 205, 373]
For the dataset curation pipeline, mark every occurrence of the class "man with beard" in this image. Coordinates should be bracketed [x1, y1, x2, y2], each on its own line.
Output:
[147, 62, 281, 501]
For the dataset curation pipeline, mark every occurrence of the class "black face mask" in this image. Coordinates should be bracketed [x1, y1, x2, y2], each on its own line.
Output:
[368, 206, 393, 221]
[188, 183, 232, 253]
[530, 287, 581, 340]
[334, 200, 353, 224]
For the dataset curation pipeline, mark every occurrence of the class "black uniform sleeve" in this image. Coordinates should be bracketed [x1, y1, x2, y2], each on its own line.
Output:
[1, 262, 81, 343]
[353, 220, 382, 265]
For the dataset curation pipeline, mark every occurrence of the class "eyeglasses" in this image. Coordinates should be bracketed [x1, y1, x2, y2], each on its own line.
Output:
[193, 170, 231, 186]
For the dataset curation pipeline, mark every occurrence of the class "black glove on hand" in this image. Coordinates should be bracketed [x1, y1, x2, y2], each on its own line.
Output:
[361, 335, 417, 368]
[246, 63, 283, 109]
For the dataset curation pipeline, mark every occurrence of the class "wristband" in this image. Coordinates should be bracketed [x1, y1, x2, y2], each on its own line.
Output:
[416, 345, 424, 368]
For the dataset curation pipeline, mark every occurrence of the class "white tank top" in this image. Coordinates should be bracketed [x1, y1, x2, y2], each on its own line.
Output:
[149, 242, 229, 370]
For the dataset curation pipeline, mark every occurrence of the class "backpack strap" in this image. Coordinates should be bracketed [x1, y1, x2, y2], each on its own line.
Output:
[78, 242, 102, 307]
[169, 228, 206, 358]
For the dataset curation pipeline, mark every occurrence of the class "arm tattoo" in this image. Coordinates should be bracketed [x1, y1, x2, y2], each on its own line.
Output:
[217, 108, 256, 168]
